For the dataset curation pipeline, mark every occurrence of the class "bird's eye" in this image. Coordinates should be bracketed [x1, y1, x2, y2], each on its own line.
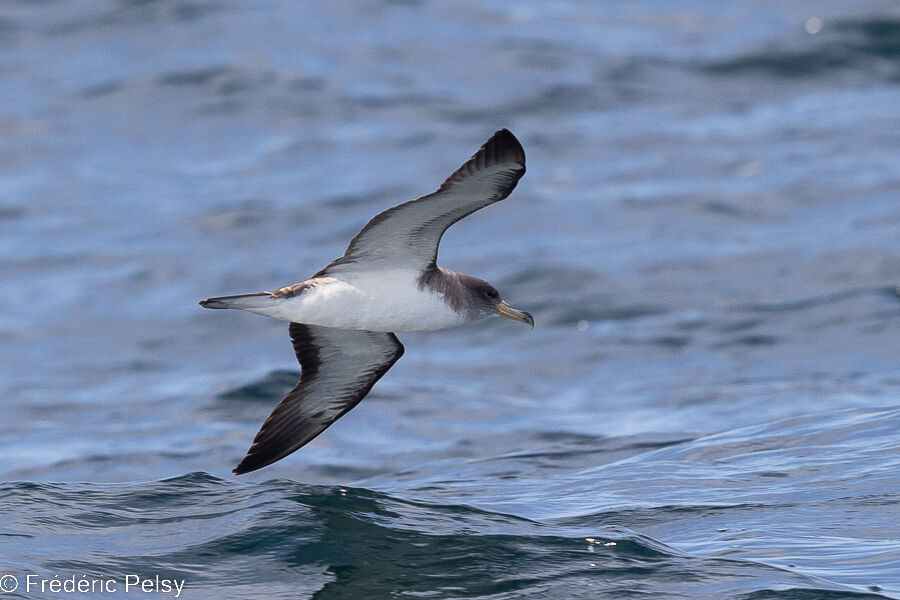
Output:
[486, 289, 498, 299]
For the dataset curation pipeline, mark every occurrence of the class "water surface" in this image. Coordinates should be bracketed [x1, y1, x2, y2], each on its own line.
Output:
[2, 1, 899, 598]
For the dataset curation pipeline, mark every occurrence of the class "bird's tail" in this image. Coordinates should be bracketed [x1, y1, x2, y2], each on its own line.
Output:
[199, 292, 275, 311]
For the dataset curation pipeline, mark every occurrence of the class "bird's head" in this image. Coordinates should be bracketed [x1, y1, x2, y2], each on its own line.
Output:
[462, 276, 534, 328]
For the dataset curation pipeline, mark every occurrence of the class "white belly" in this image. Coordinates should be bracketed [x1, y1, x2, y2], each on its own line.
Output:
[257, 271, 468, 332]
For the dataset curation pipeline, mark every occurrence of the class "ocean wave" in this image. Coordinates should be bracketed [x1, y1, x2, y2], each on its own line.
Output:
[9, 402, 900, 599]
[701, 17, 900, 81]
[3, 471, 890, 599]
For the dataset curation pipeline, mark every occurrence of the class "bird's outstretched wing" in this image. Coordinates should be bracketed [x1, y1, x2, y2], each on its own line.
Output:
[318, 128, 526, 276]
[233, 323, 404, 474]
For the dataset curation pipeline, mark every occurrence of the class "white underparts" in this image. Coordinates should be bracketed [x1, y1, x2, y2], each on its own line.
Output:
[235, 271, 469, 332]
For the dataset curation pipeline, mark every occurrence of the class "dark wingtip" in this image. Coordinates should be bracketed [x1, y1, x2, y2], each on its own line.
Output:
[493, 128, 519, 147]
[485, 128, 526, 170]
[438, 128, 526, 193]
[232, 438, 289, 475]
[232, 454, 263, 475]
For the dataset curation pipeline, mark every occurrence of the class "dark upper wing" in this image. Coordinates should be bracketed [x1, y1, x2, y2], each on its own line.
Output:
[318, 129, 525, 276]
[233, 323, 404, 474]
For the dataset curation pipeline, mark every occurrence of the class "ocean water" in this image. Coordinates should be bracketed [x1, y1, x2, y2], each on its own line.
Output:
[2, 1, 900, 598]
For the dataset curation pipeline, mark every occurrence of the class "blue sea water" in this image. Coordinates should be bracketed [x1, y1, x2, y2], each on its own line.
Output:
[2, 1, 900, 598]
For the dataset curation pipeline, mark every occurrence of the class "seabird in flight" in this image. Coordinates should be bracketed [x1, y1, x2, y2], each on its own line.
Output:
[200, 129, 534, 474]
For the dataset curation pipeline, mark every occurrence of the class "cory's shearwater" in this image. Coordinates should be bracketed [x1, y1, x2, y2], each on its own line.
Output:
[200, 129, 533, 474]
